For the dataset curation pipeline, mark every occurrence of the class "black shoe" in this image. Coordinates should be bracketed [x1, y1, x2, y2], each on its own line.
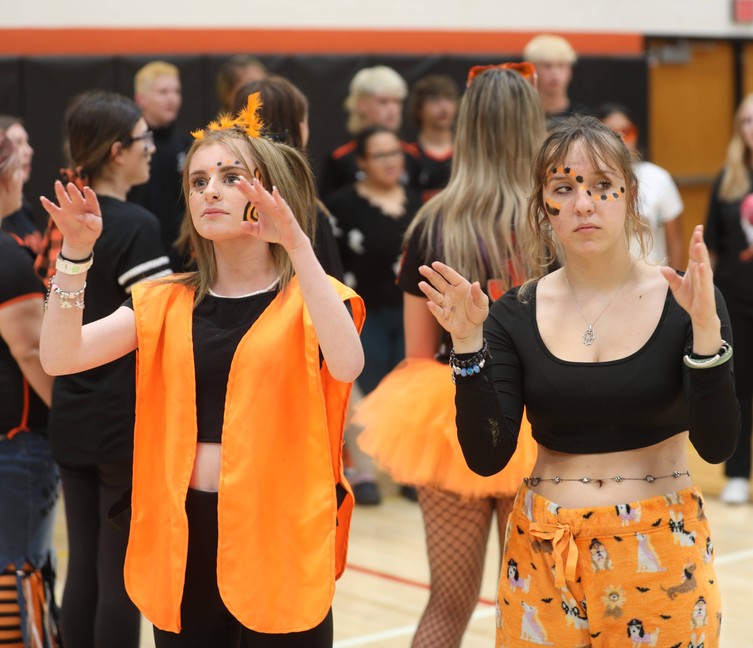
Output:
[399, 485, 418, 502]
[353, 481, 382, 506]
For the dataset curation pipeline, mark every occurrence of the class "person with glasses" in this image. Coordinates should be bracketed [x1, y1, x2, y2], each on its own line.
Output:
[324, 125, 421, 504]
[38, 90, 172, 648]
[129, 61, 193, 271]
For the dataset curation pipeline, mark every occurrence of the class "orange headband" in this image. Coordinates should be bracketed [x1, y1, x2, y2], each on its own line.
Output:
[466, 62, 538, 88]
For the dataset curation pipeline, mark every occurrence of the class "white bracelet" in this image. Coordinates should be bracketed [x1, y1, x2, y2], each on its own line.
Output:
[683, 341, 733, 369]
[55, 252, 94, 275]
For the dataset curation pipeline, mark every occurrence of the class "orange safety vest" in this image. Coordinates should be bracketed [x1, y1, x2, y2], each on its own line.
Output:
[125, 277, 364, 633]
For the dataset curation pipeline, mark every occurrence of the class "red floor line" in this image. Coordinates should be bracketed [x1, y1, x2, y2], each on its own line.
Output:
[345, 563, 496, 607]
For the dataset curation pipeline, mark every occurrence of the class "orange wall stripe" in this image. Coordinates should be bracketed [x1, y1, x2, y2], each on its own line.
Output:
[0, 28, 643, 56]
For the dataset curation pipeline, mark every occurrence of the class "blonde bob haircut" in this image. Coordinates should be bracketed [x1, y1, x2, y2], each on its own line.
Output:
[175, 129, 317, 304]
[523, 34, 577, 64]
[521, 114, 649, 298]
[405, 67, 546, 289]
[134, 61, 180, 95]
[345, 66, 407, 134]
[718, 92, 753, 202]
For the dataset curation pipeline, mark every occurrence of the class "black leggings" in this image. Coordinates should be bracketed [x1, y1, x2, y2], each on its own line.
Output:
[153, 488, 333, 648]
[58, 461, 141, 648]
[725, 299, 753, 479]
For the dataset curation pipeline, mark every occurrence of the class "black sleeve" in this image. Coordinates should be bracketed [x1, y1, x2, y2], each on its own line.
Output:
[685, 286, 740, 463]
[0, 240, 44, 305]
[113, 208, 172, 293]
[454, 293, 525, 476]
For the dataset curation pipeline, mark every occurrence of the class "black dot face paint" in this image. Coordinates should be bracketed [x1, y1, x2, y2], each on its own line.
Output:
[548, 166, 624, 203]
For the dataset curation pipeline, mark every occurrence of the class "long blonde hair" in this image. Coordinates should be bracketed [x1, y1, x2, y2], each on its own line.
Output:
[718, 93, 753, 202]
[404, 67, 546, 288]
[521, 115, 649, 297]
[174, 129, 317, 303]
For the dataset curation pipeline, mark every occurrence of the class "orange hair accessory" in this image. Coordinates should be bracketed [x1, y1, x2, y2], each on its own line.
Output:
[466, 62, 538, 88]
[59, 166, 90, 192]
[191, 92, 265, 140]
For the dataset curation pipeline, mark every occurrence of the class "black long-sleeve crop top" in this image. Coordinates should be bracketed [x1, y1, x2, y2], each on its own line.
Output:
[454, 282, 740, 476]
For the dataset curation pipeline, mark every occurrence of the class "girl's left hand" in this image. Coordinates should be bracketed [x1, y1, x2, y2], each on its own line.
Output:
[237, 177, 309, 252]
[660, 225, 718, 328]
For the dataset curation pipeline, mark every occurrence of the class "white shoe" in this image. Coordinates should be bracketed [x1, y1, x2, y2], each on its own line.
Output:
[719, 478, 750, 504]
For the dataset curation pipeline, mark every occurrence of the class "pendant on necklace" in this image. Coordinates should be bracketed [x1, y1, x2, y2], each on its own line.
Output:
[582, 325, 595, 346]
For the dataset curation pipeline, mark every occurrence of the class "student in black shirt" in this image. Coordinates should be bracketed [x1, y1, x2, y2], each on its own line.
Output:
[419, 116, 739, 646]
[705, 92, 753, 505]
[0, 128, 60, 647]
[44, 90, 171, 648]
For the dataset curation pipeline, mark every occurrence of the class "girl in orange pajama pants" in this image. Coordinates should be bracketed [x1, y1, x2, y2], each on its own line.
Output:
[497, 484, 719, 647]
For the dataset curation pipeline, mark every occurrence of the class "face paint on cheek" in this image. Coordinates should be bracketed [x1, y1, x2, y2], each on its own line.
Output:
[545, 198, 561, 216]
[597, 186, 626, 202]
[244, 202, 258, 222]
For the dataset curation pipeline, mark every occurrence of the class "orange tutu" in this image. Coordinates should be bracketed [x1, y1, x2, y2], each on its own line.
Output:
[354, 358, 536, 499]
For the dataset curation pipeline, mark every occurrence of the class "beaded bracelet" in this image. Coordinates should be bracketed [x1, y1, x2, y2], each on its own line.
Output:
[682, 340, 733, 369]
[449, 339, 490, 384]
[44, 275, 86, 311]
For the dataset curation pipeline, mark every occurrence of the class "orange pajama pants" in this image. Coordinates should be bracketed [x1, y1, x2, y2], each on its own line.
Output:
[496, 484, 720, 647]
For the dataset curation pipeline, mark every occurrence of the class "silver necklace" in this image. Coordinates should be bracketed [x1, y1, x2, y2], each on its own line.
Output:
[563, 263, 635, 346]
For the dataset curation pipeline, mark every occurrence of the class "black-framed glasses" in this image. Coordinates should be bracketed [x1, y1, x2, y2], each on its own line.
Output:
[122, 130, 154, 148]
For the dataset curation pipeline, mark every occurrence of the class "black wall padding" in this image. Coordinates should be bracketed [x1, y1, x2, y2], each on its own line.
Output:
[0, 53, 647, 229]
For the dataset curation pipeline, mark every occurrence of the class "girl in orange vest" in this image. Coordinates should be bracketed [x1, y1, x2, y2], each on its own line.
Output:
[39, 94, 365, 647]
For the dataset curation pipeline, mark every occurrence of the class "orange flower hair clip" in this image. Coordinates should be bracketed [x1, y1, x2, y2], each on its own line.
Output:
[191, 92, 265, 140]
[466, 62, 538, 88]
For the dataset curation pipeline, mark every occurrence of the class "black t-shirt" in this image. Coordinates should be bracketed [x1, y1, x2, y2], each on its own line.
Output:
[454, 282, 740, 476]
[49, 197, 172, 465]
[704, 170, 753, 304]
[192, 290, 278, 442]
[1, 198, 43, 254]
[408, 142, 453, 203]
[318, 139, 419, 201]
[313, 204, 345, 281]
[0, 231, 47, 434]
[127, 123, 192, 271]
[326, 184, 421, 311]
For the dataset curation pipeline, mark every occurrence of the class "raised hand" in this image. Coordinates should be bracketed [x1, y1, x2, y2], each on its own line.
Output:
[237, 177, 309, 253]
[418, 261, 489, 350]
[660, 225, 722, 352]
[39, 181, 102, 253]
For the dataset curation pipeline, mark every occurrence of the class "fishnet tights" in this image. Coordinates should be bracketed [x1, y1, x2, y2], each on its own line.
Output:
[411, 486, 514, 648]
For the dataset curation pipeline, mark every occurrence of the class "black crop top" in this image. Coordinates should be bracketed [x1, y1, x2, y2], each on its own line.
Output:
[127, 290, 278, 443]
[454, 281, 740, 476]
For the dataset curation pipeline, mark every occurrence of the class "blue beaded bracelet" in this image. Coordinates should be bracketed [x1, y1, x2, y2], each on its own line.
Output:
[449, 339, 491, 384]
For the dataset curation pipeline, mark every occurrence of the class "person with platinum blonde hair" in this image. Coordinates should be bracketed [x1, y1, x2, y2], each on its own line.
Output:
[319, 65, 416, 200]
[523, 34, 585, 122]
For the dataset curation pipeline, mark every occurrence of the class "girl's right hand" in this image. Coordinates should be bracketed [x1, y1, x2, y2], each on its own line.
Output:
[40, 181, 102, 254]
[418, 261, 488, 351]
